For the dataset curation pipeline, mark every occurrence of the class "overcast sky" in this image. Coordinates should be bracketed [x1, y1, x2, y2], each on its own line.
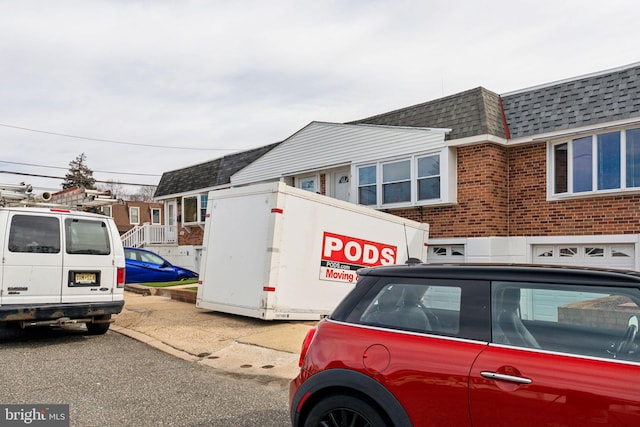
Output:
[1, 0, 638, 195]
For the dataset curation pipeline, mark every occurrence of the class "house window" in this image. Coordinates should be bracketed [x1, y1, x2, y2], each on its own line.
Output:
[626, 129, 640, 187]
[182, 194, 207, 224]
[358, 166, 377, 206]
[200, 195, 208, 222]
[553, 144, 568, 193]
[151, 208, 161, 225]
[382, 160, 411, 204]
[417, 154, 440, 201]
[553, 128, 640, 196]
[129, 207, 140, 225]
[357, 152, 443, 208]
[573, 136, 592, 192]
[183, 196, 197, 223]
[297, 176, 318, 193]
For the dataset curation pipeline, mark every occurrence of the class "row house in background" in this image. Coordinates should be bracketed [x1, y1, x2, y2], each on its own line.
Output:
[154, 62, 640, 273]
[152, 144, 279, 271]
[106, 201, 164, 235]
[351, 63, 640, 269]
[28, 187, 163, 243]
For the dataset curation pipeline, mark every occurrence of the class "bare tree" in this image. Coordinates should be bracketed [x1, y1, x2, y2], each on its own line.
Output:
[100, 180, 126, 200]
[133, 185, 157, 202]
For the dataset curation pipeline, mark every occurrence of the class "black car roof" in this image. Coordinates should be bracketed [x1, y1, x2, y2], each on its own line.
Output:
[357, 263, 640, 287]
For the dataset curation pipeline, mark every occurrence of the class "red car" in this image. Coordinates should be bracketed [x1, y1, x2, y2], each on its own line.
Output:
[290, 264, 640, 427]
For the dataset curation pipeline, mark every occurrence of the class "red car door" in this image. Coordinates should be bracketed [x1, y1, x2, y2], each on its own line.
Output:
[326, 279, 491, 426]
[469, 346, 640, 427]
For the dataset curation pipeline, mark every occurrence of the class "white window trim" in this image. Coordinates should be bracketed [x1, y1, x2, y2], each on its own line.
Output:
[295, 174, 320, 193]
[547, 127, 640, 201]
[129, 207, 140, 225]
[150, 208, 161, 225]
[181, 193, 207, 226]
[354, 148, 455, 209]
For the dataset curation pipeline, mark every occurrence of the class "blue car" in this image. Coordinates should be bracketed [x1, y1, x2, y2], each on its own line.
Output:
[124, 247, 198, 284]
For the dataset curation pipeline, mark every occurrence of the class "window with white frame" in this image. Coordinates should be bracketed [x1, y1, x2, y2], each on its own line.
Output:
[418, 155, 441, 200]
[357, 153, 442, 207]
[297, 175, 318, 193]
[200, 195, 208, 222]
[182, 194, 208, 224]
[552, 128, 640, 196]
[383, 159, 411, 204]
[358, 166, 377, 205]
[429, 245, 465, 261]
[151, 208, 161, 225]
[129, 207, 140, 225]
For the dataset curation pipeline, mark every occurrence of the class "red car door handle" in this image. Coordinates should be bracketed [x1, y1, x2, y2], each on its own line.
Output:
[480, 371, 532, 385]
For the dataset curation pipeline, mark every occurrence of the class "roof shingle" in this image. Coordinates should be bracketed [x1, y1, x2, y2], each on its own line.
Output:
[348, 87, 507, 140]
[154, 143, 280, 198]
[502, 64, 640, 138]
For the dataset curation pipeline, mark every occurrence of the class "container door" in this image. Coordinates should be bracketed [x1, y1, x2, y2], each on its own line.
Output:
[199, 190, 274, 311]
[2, 213, 64, 305]
[61, 217, 116, 303]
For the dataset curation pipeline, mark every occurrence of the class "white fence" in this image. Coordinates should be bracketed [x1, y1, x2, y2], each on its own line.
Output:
[121, 224, 178, 248]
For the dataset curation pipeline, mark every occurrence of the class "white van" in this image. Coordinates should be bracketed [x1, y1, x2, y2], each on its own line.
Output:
[0, 207, 125, 335]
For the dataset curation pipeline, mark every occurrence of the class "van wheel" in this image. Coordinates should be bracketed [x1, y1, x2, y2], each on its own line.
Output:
[86, 315, 111, 335]
[303, 394, 388, 427]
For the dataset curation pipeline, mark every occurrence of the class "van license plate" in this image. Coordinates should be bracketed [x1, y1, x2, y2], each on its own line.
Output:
[74, 273, 97, 285]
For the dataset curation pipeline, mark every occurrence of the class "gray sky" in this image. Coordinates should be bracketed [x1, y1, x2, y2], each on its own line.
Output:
[1, 0, 638, 194]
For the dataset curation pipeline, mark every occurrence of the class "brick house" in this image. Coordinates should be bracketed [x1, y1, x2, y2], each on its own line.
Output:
[156, 62, 640, 271]
[106, 201, 164, 235]
[352, 63, 640, 269]
[48, 187, 164, 245]
[152, 143, 279, 270]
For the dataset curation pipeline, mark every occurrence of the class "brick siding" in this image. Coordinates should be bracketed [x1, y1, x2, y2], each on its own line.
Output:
[388, 142, 640, 239]
[179, 226, 205, 246]
[508, 142, 640, 236]
[389, 144, 510, 239]
[111, 202, 164, 235]
[169, 139, 640, 244]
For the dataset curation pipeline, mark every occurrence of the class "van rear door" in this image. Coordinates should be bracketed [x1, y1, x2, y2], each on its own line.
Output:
[61, 217, 117, 303]
[1, 212, 64, 305]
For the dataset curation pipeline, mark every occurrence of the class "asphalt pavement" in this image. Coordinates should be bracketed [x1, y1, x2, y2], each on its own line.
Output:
[113, 288, 317, 382]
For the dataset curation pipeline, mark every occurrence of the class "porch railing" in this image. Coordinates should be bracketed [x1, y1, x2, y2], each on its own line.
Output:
[121, 224, 178, 248]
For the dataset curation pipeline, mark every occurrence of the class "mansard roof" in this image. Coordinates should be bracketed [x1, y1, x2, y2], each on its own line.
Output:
[154, 142, 280, 198]
[349, 87, 507, 140]
[502, 63, 640, 138]
[154, 63, 640, 198]
[350, 63, 640, 141]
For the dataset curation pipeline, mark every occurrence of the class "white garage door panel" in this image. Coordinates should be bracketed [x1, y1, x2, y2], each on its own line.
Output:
[533, 244, 635, 270]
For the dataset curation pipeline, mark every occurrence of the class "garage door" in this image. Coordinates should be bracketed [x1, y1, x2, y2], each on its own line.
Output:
[532, 244, 635, 269]
[428, 245, 465, 263]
